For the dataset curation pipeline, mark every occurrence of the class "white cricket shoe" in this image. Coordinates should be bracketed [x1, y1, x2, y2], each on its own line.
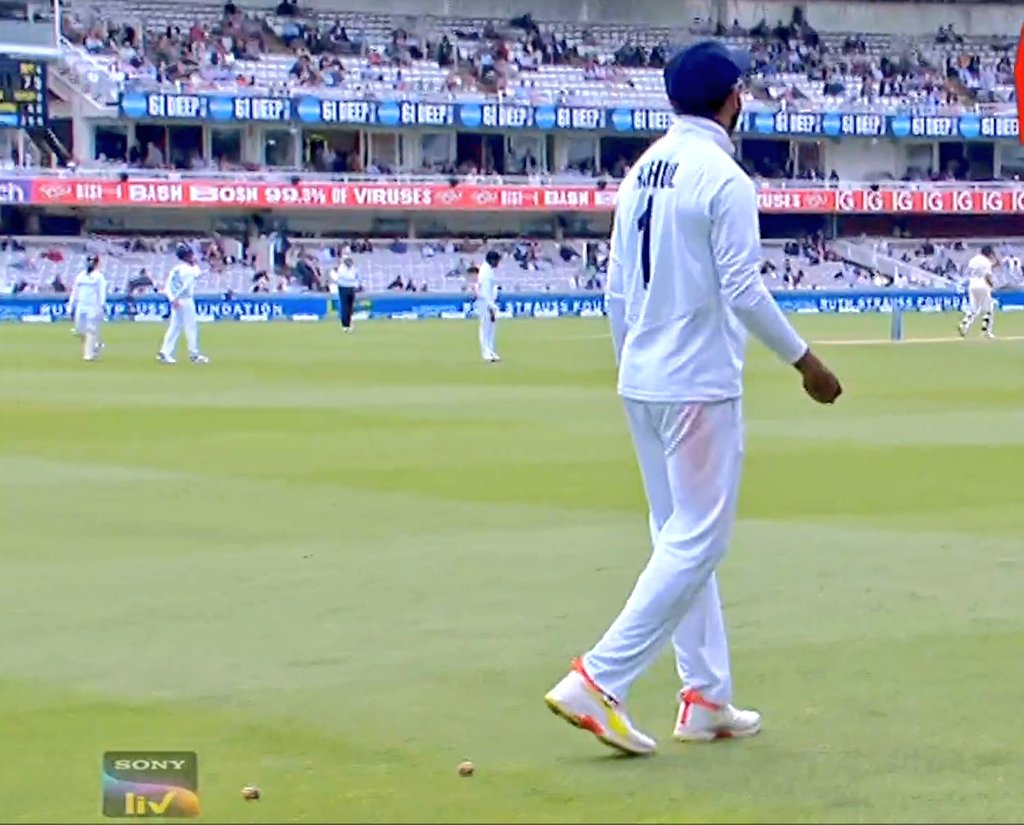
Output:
[984, 331, 995, 339]
[673, 689, 761, 742]
[157, 353, 176, 365]
[190, 353, 210, 364]
[544, 658, 656, 756]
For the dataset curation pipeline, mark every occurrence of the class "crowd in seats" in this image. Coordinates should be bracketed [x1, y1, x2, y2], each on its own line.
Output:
[58, 1, 1018, 112]
[11, 233, 1022, 299]
[63, 2, 269, 99]
[873, 237, 1024, 286]
[0, 235, 254, 296]
[54, 2, 1021, 180]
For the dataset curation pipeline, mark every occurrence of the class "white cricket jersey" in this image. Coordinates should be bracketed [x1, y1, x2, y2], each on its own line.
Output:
[477, 263, 498, 310]
[331, 264, 359, 290]
[966, 254, 993, 287]
[165, 263, 200, 301]
[611, 116, 808, 403]
[70, 270, 108, 312]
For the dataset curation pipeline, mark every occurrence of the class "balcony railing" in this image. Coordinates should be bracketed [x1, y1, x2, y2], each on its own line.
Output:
[6, 167, 1024, 190]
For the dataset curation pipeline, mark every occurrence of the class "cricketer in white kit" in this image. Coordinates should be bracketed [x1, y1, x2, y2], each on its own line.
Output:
[68, 253, 107, 361]
[958, 245, 999, 339]
[158, 243, 210, 364]
[475, 250, 502, 362]
[545, 41, 842, 755]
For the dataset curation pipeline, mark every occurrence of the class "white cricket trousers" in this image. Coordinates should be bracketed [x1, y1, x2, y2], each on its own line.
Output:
[478, 309, 497, 357]
[583, 398, 744, 704]
[160, 298, 199, 357]
[74, 307, 100, 336]
[75, 307, 103, 357]
[968, 279, 994, 314]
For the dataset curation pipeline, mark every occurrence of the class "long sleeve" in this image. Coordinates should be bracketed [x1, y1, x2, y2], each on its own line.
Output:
[165, 267, 181, 301]
[166, 266, 196, 301]
[68, 275, 79, 307]
[480, 270, 498, 309]
[606, 208, 627, 365]
[711, 175, 808, 365]
[98, 275, 107, 307]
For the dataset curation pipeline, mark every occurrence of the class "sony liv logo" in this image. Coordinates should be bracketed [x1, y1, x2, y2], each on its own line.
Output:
[102, 751, 200, 818]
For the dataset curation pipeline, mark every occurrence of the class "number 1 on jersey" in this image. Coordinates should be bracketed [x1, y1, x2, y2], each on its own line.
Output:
[637, 195, 653, 289]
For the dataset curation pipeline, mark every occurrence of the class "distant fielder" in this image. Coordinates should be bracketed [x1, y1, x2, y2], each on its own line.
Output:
[330, 253, 360, 332]
[958, 244, 998, 339]
[544, 41, 842, 755]
[68, 253, 107, 361]
[475, 250, 501, 362]
[157, 243, 210, 364]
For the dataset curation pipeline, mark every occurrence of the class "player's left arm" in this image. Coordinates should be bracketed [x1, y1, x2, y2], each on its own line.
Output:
[485, 278, 497, 320]
[605, 205, 627, 365]
[165, 267, 183, 305]
[711, 173, 808, 365]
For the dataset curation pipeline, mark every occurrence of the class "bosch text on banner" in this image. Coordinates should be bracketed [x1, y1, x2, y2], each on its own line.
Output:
[22, 177, 1024, 214]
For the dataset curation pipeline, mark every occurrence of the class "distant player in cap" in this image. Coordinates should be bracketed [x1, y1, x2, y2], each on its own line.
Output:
[158, 243, 209, 364]
[68, 252, 107, 361]
[544, 40, 842, 755]
[958, 244, 999, 339]
[475, 250, 502, 362]
[330, 252, 360, 332]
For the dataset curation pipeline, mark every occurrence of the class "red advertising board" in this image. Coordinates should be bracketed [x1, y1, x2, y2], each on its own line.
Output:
[23, 175, 1024, 214]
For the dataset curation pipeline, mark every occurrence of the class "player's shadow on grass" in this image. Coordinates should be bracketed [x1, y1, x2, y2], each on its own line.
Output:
[557, 739, 760, 769]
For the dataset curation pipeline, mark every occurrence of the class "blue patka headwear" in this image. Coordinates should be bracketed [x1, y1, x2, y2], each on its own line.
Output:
[664, 40, 752, 116]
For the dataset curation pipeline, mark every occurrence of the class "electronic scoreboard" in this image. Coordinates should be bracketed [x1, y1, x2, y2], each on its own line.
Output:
[0, 57, 46, 128]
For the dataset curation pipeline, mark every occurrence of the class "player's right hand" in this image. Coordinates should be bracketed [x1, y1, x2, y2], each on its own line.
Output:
[794, 349, 842, 405]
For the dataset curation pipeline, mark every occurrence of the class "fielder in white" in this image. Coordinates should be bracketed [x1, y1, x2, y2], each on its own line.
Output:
[68, 253, 107, 361]
[958, 245, 998, 339]
[158, 243, 210, 365]
[545, 41, 842, 755]
[475, 250, 501, 362]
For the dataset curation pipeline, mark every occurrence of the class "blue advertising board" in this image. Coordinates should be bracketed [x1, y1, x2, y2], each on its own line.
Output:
[4, 290, 1024, 324]
[117, 91, 1021, 140]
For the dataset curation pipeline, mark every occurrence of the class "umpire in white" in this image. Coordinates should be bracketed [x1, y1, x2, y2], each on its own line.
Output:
[545, 41, 842, 754]
[330, 254, 360, 332]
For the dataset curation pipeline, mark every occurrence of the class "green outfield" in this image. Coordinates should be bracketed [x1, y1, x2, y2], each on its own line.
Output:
[1, 313, 1023, 823]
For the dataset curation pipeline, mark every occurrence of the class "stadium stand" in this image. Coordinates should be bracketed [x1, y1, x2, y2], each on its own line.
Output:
[3, 234, 1021, 297]
[57, 1, 1017, 113]
[1, 0, 1022, 303]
